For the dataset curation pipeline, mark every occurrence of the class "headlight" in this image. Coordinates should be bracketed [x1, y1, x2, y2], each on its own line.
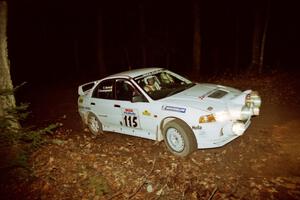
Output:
[214, 111, 230, 122]
[252, 95, 261, 107]
[245, 91, 261, 116]
[199, 114, 216, 123]
[246, 91, 261, 107]
[252, 107, 260, 115]
[240, 105, 252, 120]
[232, 122, 246, 136]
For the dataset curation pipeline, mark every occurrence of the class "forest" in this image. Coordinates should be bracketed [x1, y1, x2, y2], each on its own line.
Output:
[7, 0, 299, 84]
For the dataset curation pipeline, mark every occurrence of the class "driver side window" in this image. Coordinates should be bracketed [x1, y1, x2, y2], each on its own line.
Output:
[116, 79, 147, 102]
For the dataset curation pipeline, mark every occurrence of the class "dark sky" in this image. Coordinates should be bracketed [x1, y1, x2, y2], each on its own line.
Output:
[7, 0, 299, 84]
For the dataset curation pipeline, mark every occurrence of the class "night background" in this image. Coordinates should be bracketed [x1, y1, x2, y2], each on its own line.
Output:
[1, 0, 300, 199]
[8, 0, 299, 84]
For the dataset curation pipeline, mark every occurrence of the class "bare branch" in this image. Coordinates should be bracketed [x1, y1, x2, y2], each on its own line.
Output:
[127, 157, 157, 199]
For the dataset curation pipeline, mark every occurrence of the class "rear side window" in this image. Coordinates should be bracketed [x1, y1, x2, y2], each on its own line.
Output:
[82, 82, 95, 92]
[92, 79, 114, 99]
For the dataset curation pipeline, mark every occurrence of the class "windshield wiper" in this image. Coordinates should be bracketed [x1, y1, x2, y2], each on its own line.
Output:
[166, 86, 185, 97]
[185, 83, 195, 89]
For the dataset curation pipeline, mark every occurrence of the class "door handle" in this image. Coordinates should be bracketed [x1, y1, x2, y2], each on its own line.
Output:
[91, 102, 95, 105]
[114, 104, 120, 108]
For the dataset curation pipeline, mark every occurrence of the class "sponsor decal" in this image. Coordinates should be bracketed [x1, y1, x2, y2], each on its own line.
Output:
[99, 86, 113, 92]
[163, 106, 186, 113]
[192, 125, 202, 130]
[134, 69, 163, 80]
[124, 108, 135, 115]
[142, 110, 151, 116]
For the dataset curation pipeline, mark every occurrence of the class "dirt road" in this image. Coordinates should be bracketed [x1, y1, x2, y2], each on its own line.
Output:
[2, 72, 300, 199]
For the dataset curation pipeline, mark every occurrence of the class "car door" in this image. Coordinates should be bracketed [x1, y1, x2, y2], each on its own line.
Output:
[89, 78, 122, 131]
[114, 79, 158, 140]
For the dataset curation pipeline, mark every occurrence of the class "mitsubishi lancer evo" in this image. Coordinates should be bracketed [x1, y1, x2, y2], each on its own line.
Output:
[78, 68, 261, 157]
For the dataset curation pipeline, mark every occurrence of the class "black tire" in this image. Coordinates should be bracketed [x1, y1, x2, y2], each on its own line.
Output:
[87, 113, 103, 136]
[163, 119, 197, 157]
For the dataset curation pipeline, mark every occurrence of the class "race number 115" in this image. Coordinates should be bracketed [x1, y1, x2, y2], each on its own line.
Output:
[123, 115, 138, 127]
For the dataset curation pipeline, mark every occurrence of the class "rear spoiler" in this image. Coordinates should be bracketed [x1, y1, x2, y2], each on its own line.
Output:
[78, 81, 97, 96]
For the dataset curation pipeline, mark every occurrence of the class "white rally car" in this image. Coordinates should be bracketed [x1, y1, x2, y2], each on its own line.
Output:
[78, 68, 261, 156]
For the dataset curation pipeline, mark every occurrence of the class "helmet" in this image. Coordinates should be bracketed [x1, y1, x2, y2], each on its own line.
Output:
[145, 76, 156, 85]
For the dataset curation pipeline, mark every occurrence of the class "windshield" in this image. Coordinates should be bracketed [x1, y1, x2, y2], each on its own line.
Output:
[134, 70, 195, 100]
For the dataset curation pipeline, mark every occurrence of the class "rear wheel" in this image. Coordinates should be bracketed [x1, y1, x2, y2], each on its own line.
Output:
[163, 119, 197, 157]
[87, 113, 103, 136]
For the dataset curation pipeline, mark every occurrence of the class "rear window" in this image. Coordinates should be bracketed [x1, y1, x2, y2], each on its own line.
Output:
[82, 82, 95, 92]
[208, 90, 228, 99]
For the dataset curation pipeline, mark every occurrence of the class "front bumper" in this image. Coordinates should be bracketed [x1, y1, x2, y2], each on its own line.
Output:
[193, 118, 251, 149]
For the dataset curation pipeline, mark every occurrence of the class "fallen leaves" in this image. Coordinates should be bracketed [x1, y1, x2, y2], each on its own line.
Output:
[4, 75, 300, 199]
[208, 71, 300, 105]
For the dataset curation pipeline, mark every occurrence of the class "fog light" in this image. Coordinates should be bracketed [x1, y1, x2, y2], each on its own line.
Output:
[252, 96, 261, 107]
[232, 122, 246, 136]
[246, 91, 262, 108]
[252, 107, 260, 115]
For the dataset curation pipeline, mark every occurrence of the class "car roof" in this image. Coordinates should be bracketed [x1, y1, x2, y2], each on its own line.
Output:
[106, 67, 163, 79]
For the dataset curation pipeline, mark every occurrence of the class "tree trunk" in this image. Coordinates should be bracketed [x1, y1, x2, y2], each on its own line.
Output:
[192, 0, 201, 75]
[259, 0, 271, 73]
[73, 37, 80, 76]
[165, 24, 170, 68]
[124, 47, 132, 70]
[139, 2, 146, 67]
[234, 14, 240, 74]
[96, 11, 106, 77]
[250, 10, 261, 70]
[0, 1, 18, 128]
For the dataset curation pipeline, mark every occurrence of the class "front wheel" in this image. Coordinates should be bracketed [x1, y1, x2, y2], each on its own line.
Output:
[163, 119, 197, 157]
[87, 113, 103, 136]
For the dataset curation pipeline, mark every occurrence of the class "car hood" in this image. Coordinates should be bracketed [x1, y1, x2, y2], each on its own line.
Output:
[160, 83, 241, 113]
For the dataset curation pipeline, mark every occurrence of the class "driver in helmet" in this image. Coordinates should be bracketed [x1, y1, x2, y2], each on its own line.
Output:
[144, 76, 158, 92]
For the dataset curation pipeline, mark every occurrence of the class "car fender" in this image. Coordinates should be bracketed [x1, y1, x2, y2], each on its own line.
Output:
[159, 116, 195, 142]
[158, 106, 202, 141]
